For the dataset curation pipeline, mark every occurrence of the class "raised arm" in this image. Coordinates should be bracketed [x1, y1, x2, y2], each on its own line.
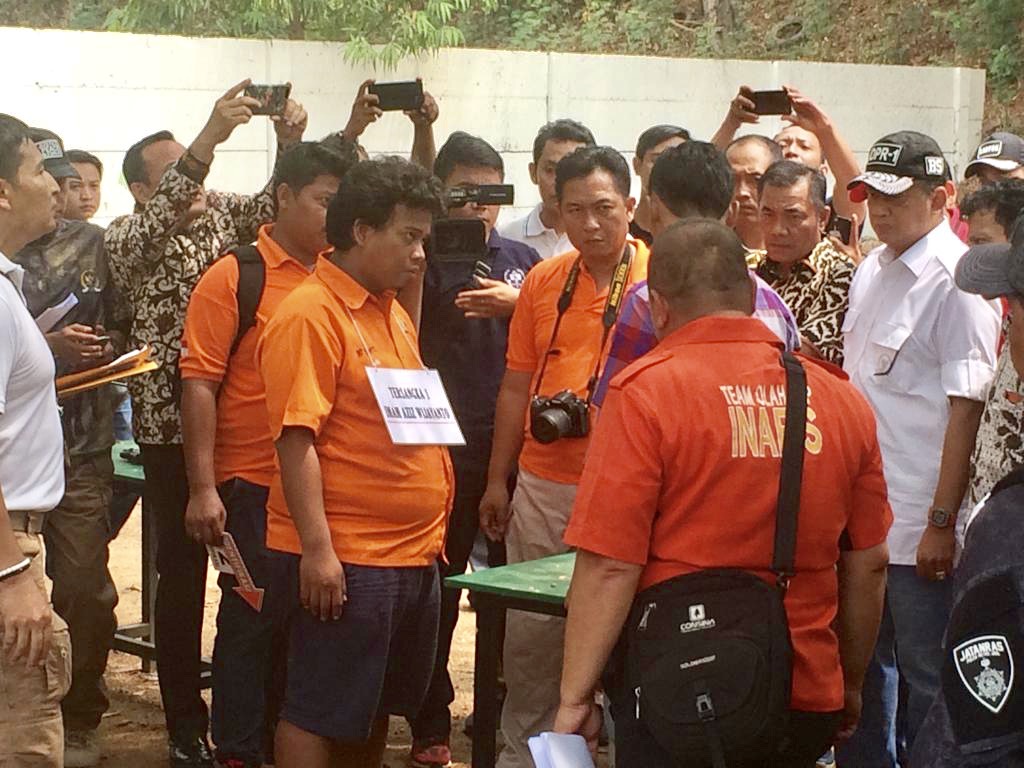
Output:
[105, 80, 263, 273]
[406, 88, 439, 171]
[217, 95, 308, 246]
[710, 85, 760, 150]
[782, 86, 868, 222]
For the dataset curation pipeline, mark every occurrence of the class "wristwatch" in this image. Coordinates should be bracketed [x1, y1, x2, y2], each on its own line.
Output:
[928, 507, 955, 529]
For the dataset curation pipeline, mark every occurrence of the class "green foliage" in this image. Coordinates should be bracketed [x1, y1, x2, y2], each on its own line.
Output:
[457, 0, 680, 56]
[103, 0, 497, 67]
[941, 0, 1023, 95]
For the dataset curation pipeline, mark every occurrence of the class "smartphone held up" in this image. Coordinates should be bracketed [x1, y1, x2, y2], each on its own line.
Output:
[750, 89, 793, 116]
[244, 83, 291, 116]
[368, 80, 425, 112]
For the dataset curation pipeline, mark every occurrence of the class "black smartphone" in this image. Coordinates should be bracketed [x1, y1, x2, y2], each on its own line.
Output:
[244, 84, 291, 116]
[750, 89, 792, 116]
[431, 219, 488, 263]
[828, 214, 853, 245]
[368, 80, 424, 112]
[446, 184, 515, 208]
[94, 335, 111, 345]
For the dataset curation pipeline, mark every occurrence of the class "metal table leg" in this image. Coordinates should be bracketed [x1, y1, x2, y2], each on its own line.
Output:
[472, 593, 503, 768]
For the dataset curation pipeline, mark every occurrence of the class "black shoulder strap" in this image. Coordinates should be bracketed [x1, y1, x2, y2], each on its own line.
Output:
[772, 351, 807, 589]
[230, 245, 266, 357]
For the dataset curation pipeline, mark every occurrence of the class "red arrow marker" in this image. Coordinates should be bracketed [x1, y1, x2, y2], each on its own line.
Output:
[221, 532, 265, 612]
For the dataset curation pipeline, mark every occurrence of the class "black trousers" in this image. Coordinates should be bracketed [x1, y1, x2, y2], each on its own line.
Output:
[44, 450, 119, 732]
[140, 443, 209, 739]
[211, 479, 289, 765]
[409, 449, 506, 741]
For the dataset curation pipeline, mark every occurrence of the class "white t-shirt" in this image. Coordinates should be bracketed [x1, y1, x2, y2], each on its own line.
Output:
[499, 203, 574, 260]
[842, 221, 1001, 565]
[0, 252, 65, 513]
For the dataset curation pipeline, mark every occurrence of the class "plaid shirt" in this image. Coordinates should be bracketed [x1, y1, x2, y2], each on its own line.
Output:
[593, 274, 799, 407]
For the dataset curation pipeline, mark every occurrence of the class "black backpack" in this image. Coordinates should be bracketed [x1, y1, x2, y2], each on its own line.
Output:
[625, 352, 806, 768]
[228, 245, 266, 356]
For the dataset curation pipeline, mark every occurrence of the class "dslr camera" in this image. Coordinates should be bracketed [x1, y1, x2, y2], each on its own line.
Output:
[530, 390, 590, 444]
[445, 184, 515, 208]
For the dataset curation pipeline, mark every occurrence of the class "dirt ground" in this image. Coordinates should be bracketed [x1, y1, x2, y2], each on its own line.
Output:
[98, 503, 607, 767]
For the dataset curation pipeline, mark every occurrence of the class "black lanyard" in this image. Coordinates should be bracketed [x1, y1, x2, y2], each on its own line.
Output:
[532, 244, 634, 403]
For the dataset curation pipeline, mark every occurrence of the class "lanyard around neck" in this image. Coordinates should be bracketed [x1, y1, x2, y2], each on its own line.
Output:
[532, 243, 634, 402]
[342, 301, 423, 370]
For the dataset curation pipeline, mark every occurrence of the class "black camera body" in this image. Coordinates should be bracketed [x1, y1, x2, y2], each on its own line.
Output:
[446, 184, 515, 208]
[530, 390, 590, 444]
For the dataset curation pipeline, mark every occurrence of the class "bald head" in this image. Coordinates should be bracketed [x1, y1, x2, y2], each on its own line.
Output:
[648, 219, 754, 338]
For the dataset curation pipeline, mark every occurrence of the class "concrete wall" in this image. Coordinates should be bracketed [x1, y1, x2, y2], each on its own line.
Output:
[3, 26, 986, 228]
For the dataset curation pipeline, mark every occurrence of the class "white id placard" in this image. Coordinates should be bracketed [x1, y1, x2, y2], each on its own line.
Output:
[365, 367, 466, 446]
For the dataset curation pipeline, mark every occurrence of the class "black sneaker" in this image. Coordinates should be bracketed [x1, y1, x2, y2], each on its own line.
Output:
[168, 734, 214, 768]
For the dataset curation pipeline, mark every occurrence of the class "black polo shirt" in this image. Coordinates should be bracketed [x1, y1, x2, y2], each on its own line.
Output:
[420, 230, 541, 455]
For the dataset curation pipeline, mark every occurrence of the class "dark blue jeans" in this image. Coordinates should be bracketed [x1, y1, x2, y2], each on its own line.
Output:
[836, 564, 952, 767]
[210, 478, 291, 766]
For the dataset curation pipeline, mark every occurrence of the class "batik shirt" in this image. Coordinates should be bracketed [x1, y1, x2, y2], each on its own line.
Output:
[755, 239, 855, 365]
[968, 337, 1024, 506]
[15, 220, 129, 456]
[105, 159, 275, 445]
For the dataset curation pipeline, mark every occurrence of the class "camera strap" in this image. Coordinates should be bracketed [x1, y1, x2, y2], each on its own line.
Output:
[532, 243, 634, 399]
[772, 351, 807, 591]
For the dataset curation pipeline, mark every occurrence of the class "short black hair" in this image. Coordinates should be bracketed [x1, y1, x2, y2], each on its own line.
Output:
[912, 178, 947, 197]
[961, 179, 1024, 235]
[274, 141, 359, 197]
[123, 130, 176, 186]
[0, 114, 31, 182]
[650, 141, 734, 220]
[66, 150, 103, 178]
[758, 160, 827, 210]
[636, 124, 690, 160]
[532, 119, 596, 164]
[649, 218, 752, 313]
[433, 132, 504, 183]
[326, 156, 445, 252]
[727, 134, 784, 164]
[555, 145, 631, 201]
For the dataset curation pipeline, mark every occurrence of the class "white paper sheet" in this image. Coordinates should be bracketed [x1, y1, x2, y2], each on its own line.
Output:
[34, 292, 79, 333]
[527, 732, 595, 768]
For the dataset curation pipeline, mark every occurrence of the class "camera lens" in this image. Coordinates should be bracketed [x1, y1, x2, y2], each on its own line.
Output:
[532, 408, 572, 444]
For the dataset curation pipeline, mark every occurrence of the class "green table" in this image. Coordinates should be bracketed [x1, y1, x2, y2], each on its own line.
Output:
[446, 552, 575, 768]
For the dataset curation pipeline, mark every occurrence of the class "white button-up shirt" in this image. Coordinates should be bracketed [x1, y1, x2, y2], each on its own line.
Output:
[498, 203, 574, 260]
[842, 220, 1001, 565]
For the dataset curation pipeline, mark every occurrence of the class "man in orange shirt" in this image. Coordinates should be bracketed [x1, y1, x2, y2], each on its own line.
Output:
[179, 141, 358, 768]
[478, 145, 649, 767]
[554, 219, 892, 767]
[257, 157, 451, 768]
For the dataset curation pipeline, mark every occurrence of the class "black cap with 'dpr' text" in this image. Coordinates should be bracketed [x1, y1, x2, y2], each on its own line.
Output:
[848, 131, 948, 202]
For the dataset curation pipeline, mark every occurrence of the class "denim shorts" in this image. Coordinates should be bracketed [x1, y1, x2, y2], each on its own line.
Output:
[276, 557, 440, 743]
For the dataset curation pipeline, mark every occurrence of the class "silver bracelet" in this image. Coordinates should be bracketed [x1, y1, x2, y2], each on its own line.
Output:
[0, 557, 31, 583]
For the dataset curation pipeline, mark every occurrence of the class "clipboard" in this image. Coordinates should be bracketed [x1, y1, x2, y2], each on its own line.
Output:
[56, 345, 160, 399]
